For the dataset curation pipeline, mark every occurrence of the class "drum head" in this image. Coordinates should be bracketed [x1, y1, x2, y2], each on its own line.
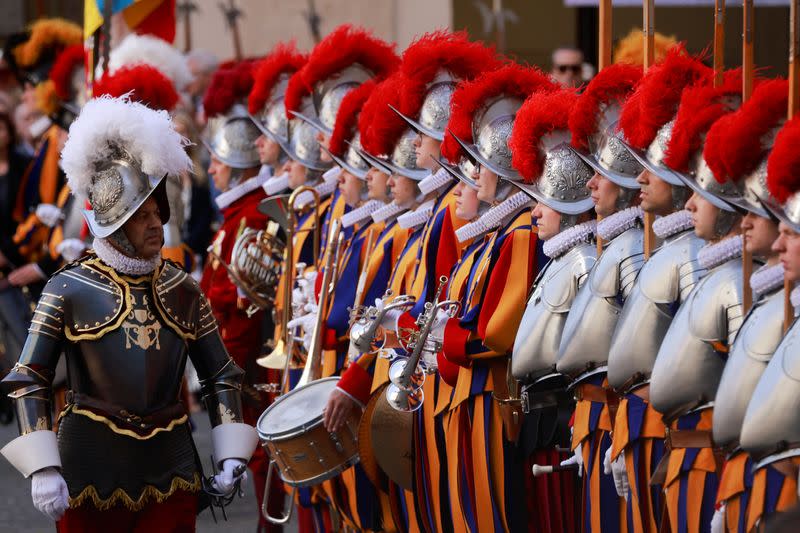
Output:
[257, 377, 340, 439]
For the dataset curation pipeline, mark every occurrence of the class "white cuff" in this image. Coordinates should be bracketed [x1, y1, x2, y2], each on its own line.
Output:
[211, 422, 258, 467]
[1, 430, 61, 478]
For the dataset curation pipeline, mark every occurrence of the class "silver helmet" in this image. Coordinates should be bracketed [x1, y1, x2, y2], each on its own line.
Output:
[391, 70, 457, 141]
[313, 64, 375, 133]
[451, 96, 524, 181]
[249, 72, 291, 144]
[279, 97, 332, 172]
[623, 120, 685, 187]
[575, 117, 643, 190]
[377, 128, 430, 181]
[675, 148, 742, 213]
[513, 130, 594, 215]
[322, 132, 371, 179]
[83, 144, 170, 239]
[204, 108, 261, 169]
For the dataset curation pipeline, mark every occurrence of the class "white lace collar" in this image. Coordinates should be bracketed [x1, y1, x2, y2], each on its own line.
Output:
[341, 200, 384, 228]
[294, 179, 338, 209]
[215, 168, 270, 210]
[262, 171, 289, 196]
[454, 192, 532, 243]
[92, 237, 161, 275]
[418, 167, 452, 196]
[542, 220, 597, 259]
[596, 207, 644, 241]
[397, 199, 436, 230]
[698, 235, 743, 270]
[652, 209, 694, 239]
[372, 201, 410, 223]
[750, 263, 785, 301]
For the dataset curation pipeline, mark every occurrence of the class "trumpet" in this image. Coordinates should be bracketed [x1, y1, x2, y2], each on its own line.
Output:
[348, 291, 416, 359]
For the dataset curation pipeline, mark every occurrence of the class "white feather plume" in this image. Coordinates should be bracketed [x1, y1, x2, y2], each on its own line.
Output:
[108, 34, 192, 91]
[61, 96, 192, 201]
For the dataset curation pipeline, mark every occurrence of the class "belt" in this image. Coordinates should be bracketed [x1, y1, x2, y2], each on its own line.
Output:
[65, 391, 187, 432]
[665, 428, 715, 450]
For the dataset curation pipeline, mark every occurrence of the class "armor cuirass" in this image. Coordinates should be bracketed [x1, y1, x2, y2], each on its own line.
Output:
[649, 259, 744, 418]
[713, 288, 785, 449]
[607, 230, 705, 391]
[740, 317, 800, 458]
[557, 227, 644, 380]
[512, 242, 596, 384]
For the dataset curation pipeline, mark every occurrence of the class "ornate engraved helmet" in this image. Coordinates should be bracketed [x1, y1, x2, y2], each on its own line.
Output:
[279, 96, 332, 172]
[203, 62, 261, 169]
[618, 47, 712, 187]
[322, 81, 376, 179]
[248, 42, 307, 144]
[441, 64, 558, 184]
[60, 96, 192, 239]
[568, 63, 644, 190]
[509, 89, 594, 215]
[766, 113, 800, 232]
[283, 25, 399, 135]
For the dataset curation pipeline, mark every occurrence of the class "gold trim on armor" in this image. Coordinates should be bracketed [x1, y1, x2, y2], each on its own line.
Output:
[64, 406, 189, 440]
[63, 258, 133, 341]
[68, 472, 200, 511]
[151, 261, 198, 341]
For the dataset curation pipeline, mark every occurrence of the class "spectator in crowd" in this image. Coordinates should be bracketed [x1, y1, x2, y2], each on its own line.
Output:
[551, 45, 585, 88]
[12, 100, 43, 157]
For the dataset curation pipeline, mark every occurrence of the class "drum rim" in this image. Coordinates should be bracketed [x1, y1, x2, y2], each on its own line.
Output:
[279, 453, 361, 488]
[256, 377, 341, 440]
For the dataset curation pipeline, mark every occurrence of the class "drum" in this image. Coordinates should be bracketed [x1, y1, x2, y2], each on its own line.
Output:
[256, 377, 360, 487]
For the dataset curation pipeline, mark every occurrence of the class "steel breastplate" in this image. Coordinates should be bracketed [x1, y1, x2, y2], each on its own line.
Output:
[649, 259, 744, 418]
[607, 230, 706, 391]
[511, 242, 596, 384]
[740, 318, 800, 457]
[713, 288, 785, 449]
[557, 227, 644, 380]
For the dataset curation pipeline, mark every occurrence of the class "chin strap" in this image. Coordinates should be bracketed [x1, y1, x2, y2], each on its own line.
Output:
[93, 237, 161, 275]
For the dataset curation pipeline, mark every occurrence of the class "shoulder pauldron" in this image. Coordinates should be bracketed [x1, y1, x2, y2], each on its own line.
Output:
[152, 261, 217, 340]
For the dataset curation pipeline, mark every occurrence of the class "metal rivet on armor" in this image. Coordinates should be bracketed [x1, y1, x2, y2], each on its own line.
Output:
[95, 322, 100, 326]
[63, 284, 67, 288]
[105, 316, 110, 321]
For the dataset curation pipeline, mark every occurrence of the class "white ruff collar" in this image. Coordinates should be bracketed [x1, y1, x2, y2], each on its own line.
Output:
[262, 171, 289, 196]
[652, 209, 694, 239]
[93, 237, 161, 275]
[418, 168, 452, 196]
[455, 192, 532, 243]
[341, 200, 384, 228]
[397, 199, 435, 229]
[543, 220, 597, 259]
[791, 285, 800, 312]
[295, 179, 338, 209]
[750, 263, 785, 301]
[596, 207, 644, 241]
[323, 166, 341, 184]
[698, 235, 743, 270]
[372, 201, 409, 223]
[215, 168, 271, 210]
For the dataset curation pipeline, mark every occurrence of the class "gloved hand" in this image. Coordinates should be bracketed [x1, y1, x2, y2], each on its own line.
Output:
[212, 458, 248, 494]
[299, 271, 317, 306]
[35, 204, 62, 228]
[31, 467, 69, 521]
[603, 446, 629, 499]
[55, 238, 86, 263]
[287, 306, 318, 352]
[560, 444, 583, 477]
[710, 504, 725, 533]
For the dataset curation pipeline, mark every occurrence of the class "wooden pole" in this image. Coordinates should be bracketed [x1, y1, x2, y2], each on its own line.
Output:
[596, 0, 612, 256]
[786, 0, 800, 332]
[741, 0, 755, 312]
[713, 1, 726, 87]
[643, 0, 656, 259]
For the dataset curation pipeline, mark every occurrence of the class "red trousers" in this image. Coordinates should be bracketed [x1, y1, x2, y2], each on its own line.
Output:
[57, 489, 198, 533]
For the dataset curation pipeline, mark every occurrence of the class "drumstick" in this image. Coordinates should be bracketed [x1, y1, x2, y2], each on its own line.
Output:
[531, 463, 580, 477]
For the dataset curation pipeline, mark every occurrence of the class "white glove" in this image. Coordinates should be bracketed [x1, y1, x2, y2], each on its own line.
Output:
[603, 446, 629, 500]
[560, 444, 583, 477]
[55, 238, 86, 263]
[287, 308, 317, 352]
[429, 308, 450, 341]
[212, 458, 248, 494]
[300, 271, 317, 305]
[35, 204, 62, 228]
[31, 467, 69, 521]
[710, 504, 725, 533]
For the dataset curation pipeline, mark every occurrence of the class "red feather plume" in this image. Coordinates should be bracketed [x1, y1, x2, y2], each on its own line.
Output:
[704, 79, 788, 184]
[618, 46, 712, 150]
[203, 61, 255, 118]
[359, 74, 406, 156]
[284, 25, 399, 117]
[328, 80, 376, 157]
[663, 68, 743, 174]
[767, 115, 800, 202]
[440, 64, 558, 164]
[248, 42, 307, 115]
[510, 89, 580, 184]
[94, 64, 179, 112]
[568, 63, 642, 151]
[50, 44, 84, 100]
[397, 30, 501, 118]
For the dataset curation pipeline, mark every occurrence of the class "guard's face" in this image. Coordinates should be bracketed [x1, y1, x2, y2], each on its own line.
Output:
[532, 202, 561, 241]
[414, 133, 441, 171]
[388, 173, 417, 206]
[741, 212, 780, 260]
[587, 172, 621, 218]
[366, 167, 390, 202]
[476, 166, 499, 204]
[288, 160, 308, 189]
[317, 132, 332, 162]
[338, 169, 364, 208]
[123, 197, 164, 260]
[255, 134, 281, 166]
[636, 169, 673, 216]
[685, 192, 720, 241]
[208, 155, 232, 192]
[773, 222, 800, 282]
[454, 181, 480, 221]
